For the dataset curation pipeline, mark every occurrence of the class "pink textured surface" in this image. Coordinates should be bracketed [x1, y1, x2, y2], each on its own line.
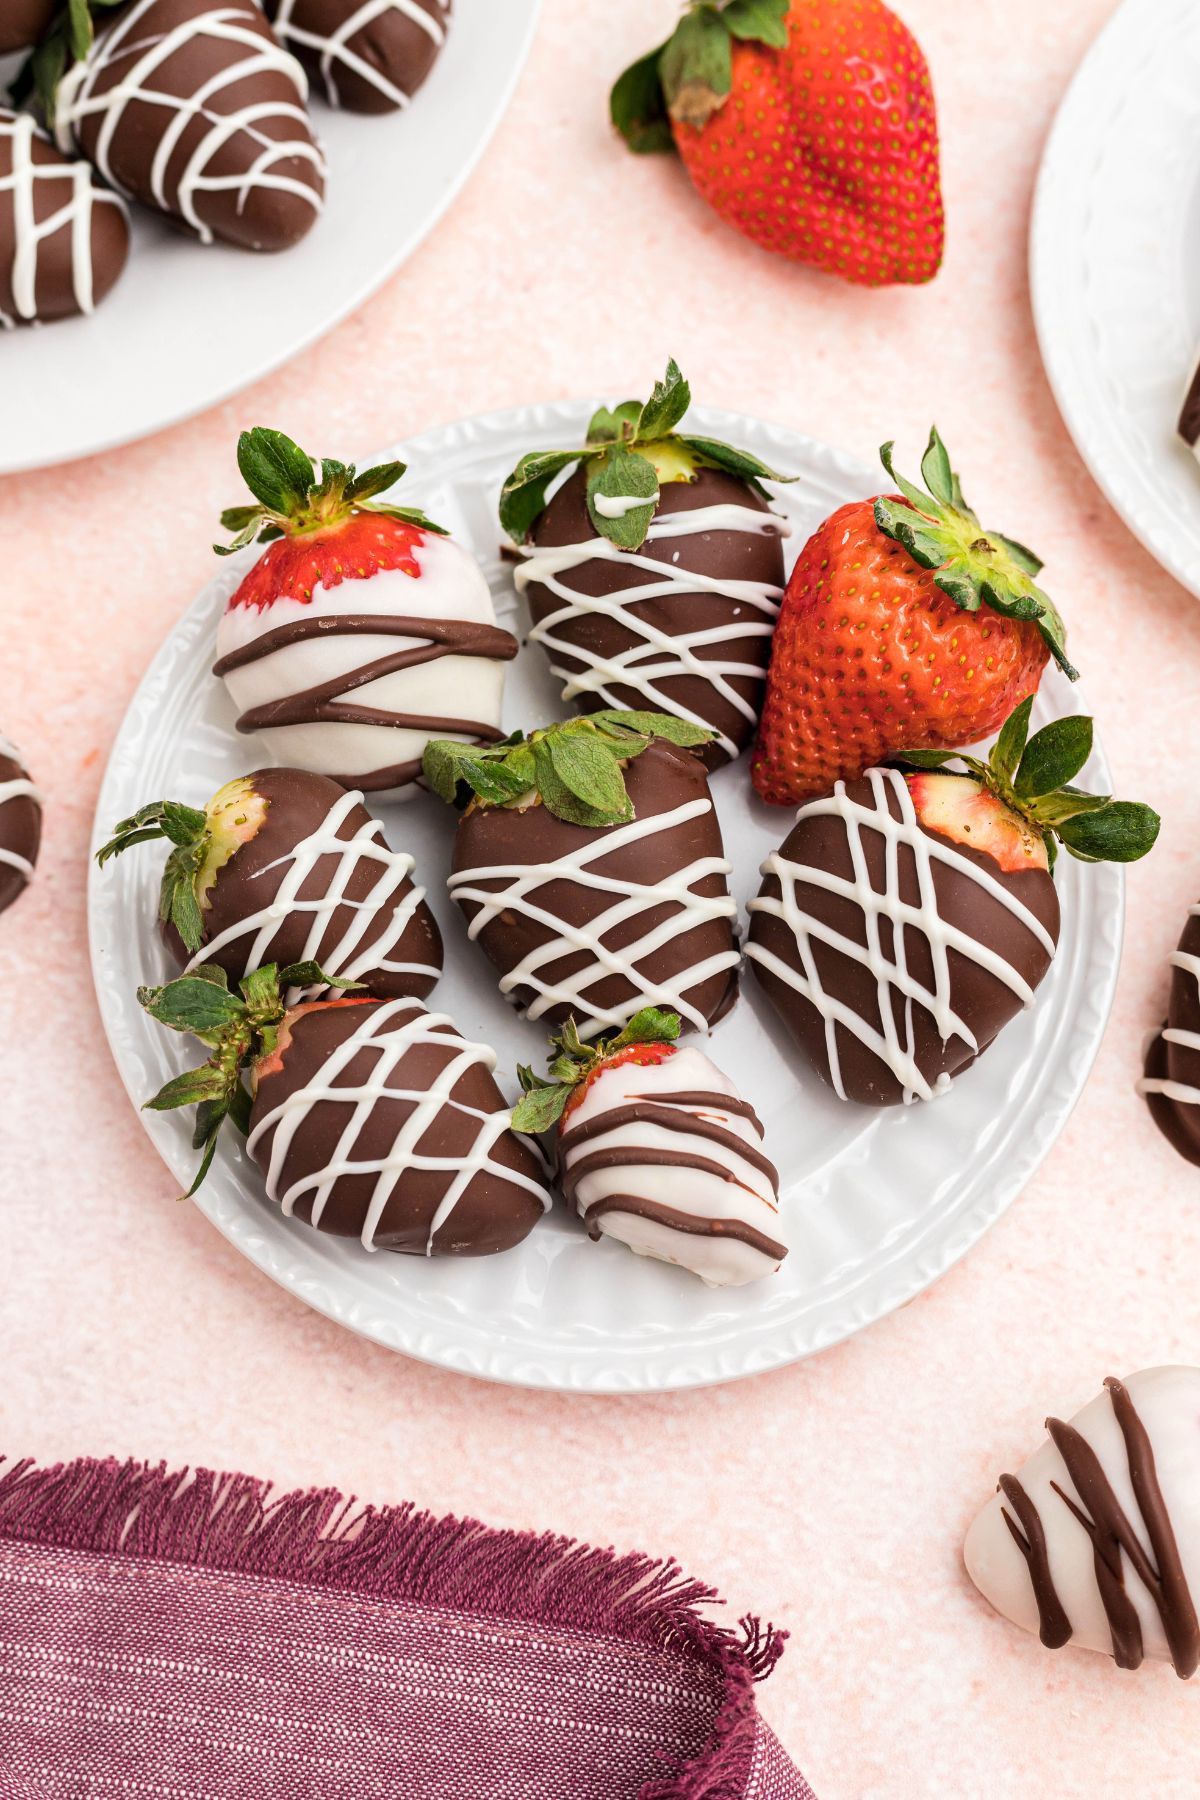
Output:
[2, 0, 1199, 1794]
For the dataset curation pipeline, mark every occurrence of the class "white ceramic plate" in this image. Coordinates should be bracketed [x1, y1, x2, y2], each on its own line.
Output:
[88, 401, 1124, 1392]
[0, 0, 540, 477]
[1031, 0, 1200, 597]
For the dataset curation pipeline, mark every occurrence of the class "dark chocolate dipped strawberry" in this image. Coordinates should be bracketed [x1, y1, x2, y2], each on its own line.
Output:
[1, 110, 129, 328]
[747, 698, 1159, 1105]
[499, 359, 793, 769]
[32, 0, 325, 253]
[0, 733, 41, 914]
[1, 0, 56, 54]
[98, 767, 442, 1000]
[424, 710, 741, 1040]
[140, 961, 551, 1251]
[513, 1008, 786, 1288]
[266, 0, 450, 113]
[212, 428, 517, 799]
[1140, 905, 1200, 1166]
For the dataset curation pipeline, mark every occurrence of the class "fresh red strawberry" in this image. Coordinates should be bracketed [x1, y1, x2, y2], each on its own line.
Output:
[611, 0, 943, 287]
[752, 427, 1077, 806]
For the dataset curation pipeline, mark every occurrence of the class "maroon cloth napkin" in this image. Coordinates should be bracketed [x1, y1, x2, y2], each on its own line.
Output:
[0, 1457, 812, 1799]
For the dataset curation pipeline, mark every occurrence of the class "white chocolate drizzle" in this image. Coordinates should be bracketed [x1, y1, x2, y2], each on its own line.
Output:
[271, 0, 448, 110]
[247, 1000, 551, 1253]
[746, 766, 1057, 1104]
[0, 733, 39, 886]
[54, 1, 325, 247]
[448, 795, 740, 1039]
[515, 503, 788, 762]
[183, 786, 435, 999]
[1139, 912, 1200, 1110]
[0, 113, 126, 329]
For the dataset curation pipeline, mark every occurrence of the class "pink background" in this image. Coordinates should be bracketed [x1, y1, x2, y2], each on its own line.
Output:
[3, 0, 1199, 1792]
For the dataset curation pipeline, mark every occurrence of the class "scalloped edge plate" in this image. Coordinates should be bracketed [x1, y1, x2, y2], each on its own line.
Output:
[88, 400, 1124, 1392]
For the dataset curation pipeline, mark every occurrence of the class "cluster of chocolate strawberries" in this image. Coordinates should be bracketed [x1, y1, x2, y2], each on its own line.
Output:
[2, 0, 450, 329]
[98, 361, 1160, 1289]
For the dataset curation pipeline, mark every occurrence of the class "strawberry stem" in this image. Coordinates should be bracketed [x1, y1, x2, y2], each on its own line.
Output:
[512, 1008, 682, 1135]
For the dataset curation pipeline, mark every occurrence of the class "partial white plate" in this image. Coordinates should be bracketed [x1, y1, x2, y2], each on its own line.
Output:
[0, 0, 540, 476]
[1031, 0, 1200, 596]
[88, 401, 1124, 1392]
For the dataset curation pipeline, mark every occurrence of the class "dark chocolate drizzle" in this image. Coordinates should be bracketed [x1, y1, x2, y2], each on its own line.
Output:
[213, 613, 519, 743]
[584, 1194, 787, 1262]
[998, 1377, 1200, 1678]
[558, 1087, 782, 1259]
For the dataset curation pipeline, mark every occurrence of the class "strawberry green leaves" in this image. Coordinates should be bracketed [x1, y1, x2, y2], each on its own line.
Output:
[498, 358, 792, 551]
[215, 427, 447, 556]
[422, 710, 714, 828]
[611, 0, 789, 144]
[22, 0, 125, 119]
[512, 1008, 683, 1135]
[894, 695, 1160, 874]
[874, 428, 1076, 680]
[139, 961, 357, 1195]
[96, 798, 212, 953]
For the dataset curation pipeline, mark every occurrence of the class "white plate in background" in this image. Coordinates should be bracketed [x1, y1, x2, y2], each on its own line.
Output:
[88, 401, 1124, 1392]
[1031, 0, 1200, 596]
[0, 0, 540, 476]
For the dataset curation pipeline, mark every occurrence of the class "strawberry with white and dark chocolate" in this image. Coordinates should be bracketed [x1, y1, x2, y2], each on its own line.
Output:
[1140, 906, 1200, 1167]
[513, 1009, 786, 1287]
[500, 360, 793, 768]
[265, 0, 450, 113]
[747, 698, 1159, 1105]
[423, 710, 740, 1040]
[212, 428, 518, 800]
[141, 961, 551, 1253]
[0, 733, 41, 914]
[33, 0, 326, 253]
[98, 767, 441, 1000]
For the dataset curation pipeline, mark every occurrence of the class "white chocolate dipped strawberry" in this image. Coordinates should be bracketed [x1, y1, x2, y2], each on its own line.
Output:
[513, 1009, 786, 1288]
[965, 1368, 1200, 1678]
[212, 429, 518, 800]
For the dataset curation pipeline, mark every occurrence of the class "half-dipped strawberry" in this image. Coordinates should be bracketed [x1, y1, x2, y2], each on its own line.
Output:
[513, 1008, 786, 1287]
[140, 962, 551, 1252]
[753, 429, 1076, 806]
[98, 767, 441, 1000]
[212, 428, 518, 799]
[423, 710, 741, 1039]
[747, 698, 1159, 1104]
[500, 360, 792, 768]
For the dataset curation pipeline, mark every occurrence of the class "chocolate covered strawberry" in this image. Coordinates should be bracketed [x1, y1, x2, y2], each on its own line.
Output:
[0, 733, 40, 914]
[1140, 905, 1200, 1167]
[423, 710, 741, 1039]
[266, 0, 451, 112]
[34, 0, 326, 253]
[98, 767, 441, 1000]
[612, 0, 943, 287]
[500, 359, 792, 768]
[513, 1008, 786, 1288]
[141, 961, 550, 1252]
[1, 111, 129, 328]
[747, 698, 1159, 1105]
[212, 427, 518, 800]
[753, 429, 1077, 806]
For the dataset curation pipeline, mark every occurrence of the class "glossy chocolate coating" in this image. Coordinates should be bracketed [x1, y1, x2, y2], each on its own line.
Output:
[0, 743, 40, 914]
[1142, 906, 1200, 1166]
[248, 1000, 547, 1256]
[267, 0, 450, 112]
[63, 0, 325, 253]
[164, 767, 442, 1000]
[0, 0, 55, 52]
[450, 740, 739, 1036]
[748, 774, 1060, 1105]
[1, 112, 129, 326]
[525, 466, 785, 770]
